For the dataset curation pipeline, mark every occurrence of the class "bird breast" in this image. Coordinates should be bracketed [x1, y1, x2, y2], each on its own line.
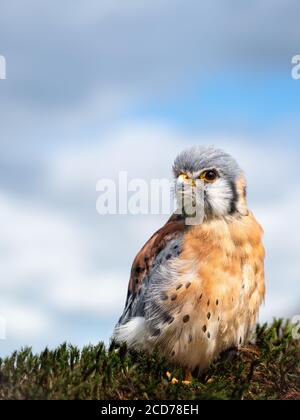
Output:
[143, 212, 265, 371]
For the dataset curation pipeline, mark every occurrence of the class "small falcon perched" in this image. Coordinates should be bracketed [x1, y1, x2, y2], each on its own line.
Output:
[113, 146, 265, 373]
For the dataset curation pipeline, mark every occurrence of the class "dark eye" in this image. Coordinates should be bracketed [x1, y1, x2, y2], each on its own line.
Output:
[200, 170, 218, 183]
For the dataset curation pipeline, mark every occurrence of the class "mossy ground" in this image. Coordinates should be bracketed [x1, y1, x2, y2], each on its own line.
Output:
[0, 320, 299, 400]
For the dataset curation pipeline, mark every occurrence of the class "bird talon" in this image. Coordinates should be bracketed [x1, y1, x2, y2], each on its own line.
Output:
[182, 380, 191, 385]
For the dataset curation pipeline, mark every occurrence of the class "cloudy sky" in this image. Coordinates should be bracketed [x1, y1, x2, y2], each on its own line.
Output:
[0, 0, 300, 356]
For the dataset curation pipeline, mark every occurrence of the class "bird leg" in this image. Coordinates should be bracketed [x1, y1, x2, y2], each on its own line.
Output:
[166, 370, 192, 385]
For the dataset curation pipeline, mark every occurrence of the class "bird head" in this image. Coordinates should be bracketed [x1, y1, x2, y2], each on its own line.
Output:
[173, 146, 248, 223]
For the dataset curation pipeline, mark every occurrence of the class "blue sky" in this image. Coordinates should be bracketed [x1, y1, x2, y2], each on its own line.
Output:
[129, 73, 300, 132]
[0, 0, 300, 356]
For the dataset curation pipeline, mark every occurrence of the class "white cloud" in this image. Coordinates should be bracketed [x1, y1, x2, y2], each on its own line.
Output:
[0, 302, 49, 340]
[256, 190, 300, 312]
[50, 272, 125, 316]
[0, 191, 127, 314]
[0, 193, 85, 289]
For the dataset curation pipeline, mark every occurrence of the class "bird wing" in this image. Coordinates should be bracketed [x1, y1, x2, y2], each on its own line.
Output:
[118, 213, 187, 324]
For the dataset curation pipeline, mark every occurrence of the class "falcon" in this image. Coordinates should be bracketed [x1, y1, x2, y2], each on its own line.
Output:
[113, 146, 265, 373]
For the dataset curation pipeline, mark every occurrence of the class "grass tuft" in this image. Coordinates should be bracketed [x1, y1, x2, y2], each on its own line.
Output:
[0, 320, 299, 400]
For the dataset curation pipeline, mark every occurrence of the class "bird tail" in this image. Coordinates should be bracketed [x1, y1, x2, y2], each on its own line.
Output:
[113, 317, 146, 349]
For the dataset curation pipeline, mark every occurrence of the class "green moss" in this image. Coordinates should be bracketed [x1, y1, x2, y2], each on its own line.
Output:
[0, 320, 299, 400]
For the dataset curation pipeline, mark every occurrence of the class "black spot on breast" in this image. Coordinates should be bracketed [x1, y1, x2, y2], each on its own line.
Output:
[176, 284, 183, 290]
[189, 335, 193, 343]
[216, 299, 219, 306]
[185, 282, 191, 289]
[207, 299, 210, 306]
[207, 332, 211, 339]
[170, 294, 177, 301]
[135, 266, 144, 274]
[239, 337, 242, 345]
[207, 312, 211, 320]
[183, 315, 190, 323]
[160, 293, 168, 301]
[202, 325, 207, 333]
[171, 350, 175, 357]
[162, 312, 174, 324]
[166, 254, 172, 260]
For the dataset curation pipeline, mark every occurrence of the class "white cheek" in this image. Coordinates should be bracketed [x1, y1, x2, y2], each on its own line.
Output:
[206, 179, 233, 216]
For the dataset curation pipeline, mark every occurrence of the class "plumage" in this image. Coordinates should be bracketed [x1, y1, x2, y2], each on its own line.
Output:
[113, 146, 265, 372]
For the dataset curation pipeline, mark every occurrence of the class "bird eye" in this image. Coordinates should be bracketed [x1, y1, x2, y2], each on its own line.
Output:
[178, 173, 189, 181]
[200, 170, 218, 183]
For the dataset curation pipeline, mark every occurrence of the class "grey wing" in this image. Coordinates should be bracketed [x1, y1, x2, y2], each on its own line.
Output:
[119, 237, 183, 325]
[115, 214, 186, 328]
